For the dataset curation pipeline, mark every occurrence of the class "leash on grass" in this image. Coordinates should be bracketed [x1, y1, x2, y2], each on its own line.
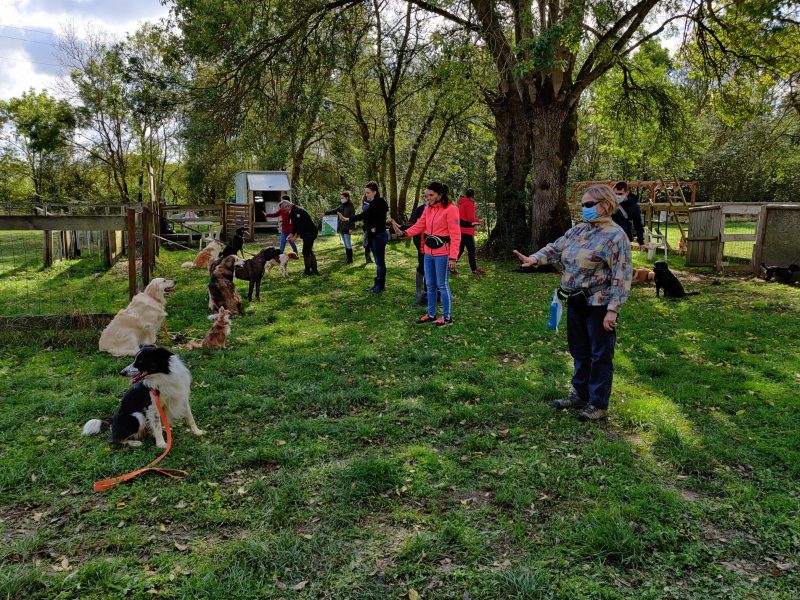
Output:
[153, 234, 256, 257]
[93, 390, 188, 492]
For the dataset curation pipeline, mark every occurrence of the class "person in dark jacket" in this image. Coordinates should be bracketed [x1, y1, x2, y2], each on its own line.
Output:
[360, 194, 373, 264]
[285, 199, 319, 276]
[339, 181, 389, 293]
[400, 203, 428, 306]
[611, 182, 645, 249]
[324, 191, 356, 263]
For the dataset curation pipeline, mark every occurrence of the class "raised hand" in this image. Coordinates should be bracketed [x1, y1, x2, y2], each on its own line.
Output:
[512, 250, 537, 268]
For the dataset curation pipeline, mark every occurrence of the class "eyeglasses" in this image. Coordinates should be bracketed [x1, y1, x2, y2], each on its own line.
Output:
[581, 200, 601, 208]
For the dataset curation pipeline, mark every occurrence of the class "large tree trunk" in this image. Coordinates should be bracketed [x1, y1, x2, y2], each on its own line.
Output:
[528, 101, 577, 249]
[485, 92, 532, 257]
[387, 115, 399, 219]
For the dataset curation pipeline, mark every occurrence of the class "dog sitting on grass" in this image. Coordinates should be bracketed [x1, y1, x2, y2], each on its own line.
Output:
[208, 255, 244, 316]
[220, 227, 247, 259]
[653, 261, 699, 298]
[181, 239, 223, 269]
[184, 307, 231, 349]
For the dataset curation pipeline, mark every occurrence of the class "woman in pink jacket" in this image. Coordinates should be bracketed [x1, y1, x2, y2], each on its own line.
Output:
[392, 182, 461, 326]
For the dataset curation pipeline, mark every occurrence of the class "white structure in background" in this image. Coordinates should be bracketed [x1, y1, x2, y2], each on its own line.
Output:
[233, 171, 291, 231]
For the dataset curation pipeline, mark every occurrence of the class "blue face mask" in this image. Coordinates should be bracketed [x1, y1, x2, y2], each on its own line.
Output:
[582, 206, 599, 221]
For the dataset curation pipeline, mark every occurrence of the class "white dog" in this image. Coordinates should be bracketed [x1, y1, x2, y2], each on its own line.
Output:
[98, 278, 176, 357]
[266, 252, 299, 277]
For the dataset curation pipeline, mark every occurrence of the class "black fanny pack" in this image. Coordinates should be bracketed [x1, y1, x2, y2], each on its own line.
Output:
[424, 235, 450, 249]
[557, 283, 610, 308]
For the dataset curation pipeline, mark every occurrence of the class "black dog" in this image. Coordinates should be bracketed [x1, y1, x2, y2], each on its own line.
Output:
[235, 247, 280, 301]
[761, 262, 800, 284]
[220, 227, 247, 259]
[654, 261, 699, 298]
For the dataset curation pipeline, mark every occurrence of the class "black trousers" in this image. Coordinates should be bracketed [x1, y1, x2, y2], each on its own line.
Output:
[458, 233, 477, 271]
[300, 231, 317, 257]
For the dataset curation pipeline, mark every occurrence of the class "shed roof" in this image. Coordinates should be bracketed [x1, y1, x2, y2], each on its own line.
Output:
[246, 172, 290, 191]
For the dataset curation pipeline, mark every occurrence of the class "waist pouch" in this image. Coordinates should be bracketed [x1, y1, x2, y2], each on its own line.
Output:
[557, 284, 610, 308]
[424, 235, 450, 249]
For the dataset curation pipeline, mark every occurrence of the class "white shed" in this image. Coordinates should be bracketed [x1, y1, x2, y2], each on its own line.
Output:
[233, 171, 291, 230]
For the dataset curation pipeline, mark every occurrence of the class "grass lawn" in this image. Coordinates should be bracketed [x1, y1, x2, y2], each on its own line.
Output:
[1, 233, 798, 599]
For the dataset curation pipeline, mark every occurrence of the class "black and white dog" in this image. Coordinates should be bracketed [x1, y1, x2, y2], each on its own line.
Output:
[83, 346, 203, 448]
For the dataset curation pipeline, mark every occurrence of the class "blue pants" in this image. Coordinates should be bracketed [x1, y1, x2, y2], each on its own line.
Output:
[371, 232, 387, 279]
[340, 233, 352, 250]
[567, 305, 616, 409]
[424, 254, 451, 318]
[279, 232, 298, 255]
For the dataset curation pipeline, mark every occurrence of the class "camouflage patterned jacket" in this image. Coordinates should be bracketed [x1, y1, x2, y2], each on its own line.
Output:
[530, 217, 632, 313]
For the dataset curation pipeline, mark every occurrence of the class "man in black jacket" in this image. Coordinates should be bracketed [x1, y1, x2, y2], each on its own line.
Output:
[284, 199, 320, 276]
[612, 182, 645, 249]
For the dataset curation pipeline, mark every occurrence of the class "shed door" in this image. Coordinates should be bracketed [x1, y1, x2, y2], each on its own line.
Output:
[685, 205, 721, 267]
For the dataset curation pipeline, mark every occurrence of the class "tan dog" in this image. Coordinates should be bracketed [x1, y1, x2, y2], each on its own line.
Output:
[632, 268, 655, 286]
[185, 307, 231, 349]
[208, 256, 244, 316]
[182, 239, 223, 269]
[266, 252, 299, 277]
[98, 278, 176, 356]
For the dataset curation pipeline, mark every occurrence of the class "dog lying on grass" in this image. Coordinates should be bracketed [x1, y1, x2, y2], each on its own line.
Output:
[98, 278, 176, 357]
[761, 262, 800, 284]
[181, 239, 223, 269]
[235, 247, 281, 300]
[631, 268, 655, 286]
[82, 345, 203, 447]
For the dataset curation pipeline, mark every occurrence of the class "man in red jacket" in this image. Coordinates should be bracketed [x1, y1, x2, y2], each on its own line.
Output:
[266, 195, 299, 255]
[456, 189, 485, 275]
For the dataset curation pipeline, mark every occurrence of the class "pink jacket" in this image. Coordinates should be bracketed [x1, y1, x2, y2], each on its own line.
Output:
[403, 203, 462, 259]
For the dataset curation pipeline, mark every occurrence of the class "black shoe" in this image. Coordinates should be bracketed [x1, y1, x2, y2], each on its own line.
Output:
[553, 389, 587, 410]
[370, 277, 385, 293]
[577, 405, 608, 421]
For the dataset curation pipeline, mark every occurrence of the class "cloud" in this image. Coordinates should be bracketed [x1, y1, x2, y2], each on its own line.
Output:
[24, 0, 169, 25]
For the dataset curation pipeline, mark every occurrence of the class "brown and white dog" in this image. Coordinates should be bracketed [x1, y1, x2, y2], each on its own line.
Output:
[208, 256, 244, 316]
[631, 268, 655, 286]
[182, 239, 223, 269]
[266, 251, 299, 277]
[98, 278, 176, 357]
[185, 307, 231, 349]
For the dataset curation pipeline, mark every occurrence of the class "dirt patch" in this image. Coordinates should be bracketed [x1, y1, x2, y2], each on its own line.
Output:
[665, 485, 702, 503]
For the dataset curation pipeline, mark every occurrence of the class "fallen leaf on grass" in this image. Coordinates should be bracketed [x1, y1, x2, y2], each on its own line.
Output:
[61, 558, 69, 570]
[33, 512, 43, 522]
[408, 589, 420, 600]
[174, 542, 188, 551]
[292, 580, 308, 590]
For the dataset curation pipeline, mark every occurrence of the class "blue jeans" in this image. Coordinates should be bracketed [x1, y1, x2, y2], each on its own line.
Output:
[424, 254, 451, 318]
[371, 232, 387, 279]
[567, 305, 616, 409]
[278, 232, 298, 254]
[340, 233, 352, 250]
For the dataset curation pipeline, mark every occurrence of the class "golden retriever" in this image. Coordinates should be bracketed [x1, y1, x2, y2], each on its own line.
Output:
[182, 239, 223, 269]
[98, 278, 176, 357]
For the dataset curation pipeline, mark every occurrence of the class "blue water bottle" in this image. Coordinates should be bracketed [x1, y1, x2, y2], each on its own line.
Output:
[546, 290, 562, 331]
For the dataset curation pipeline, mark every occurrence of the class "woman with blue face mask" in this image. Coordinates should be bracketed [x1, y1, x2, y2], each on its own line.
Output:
[512, 185, 632, 422]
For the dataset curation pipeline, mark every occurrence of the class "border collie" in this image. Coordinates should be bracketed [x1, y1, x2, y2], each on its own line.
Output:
[82, 346, 203, 448]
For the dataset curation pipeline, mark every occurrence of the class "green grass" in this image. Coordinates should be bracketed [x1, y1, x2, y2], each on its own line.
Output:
[1, 232, 798, 599]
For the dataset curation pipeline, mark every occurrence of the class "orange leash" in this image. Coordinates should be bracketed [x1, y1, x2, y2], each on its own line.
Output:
[93, 390, 189, 492]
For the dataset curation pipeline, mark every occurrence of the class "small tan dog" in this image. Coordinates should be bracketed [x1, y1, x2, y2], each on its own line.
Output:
[98, 278, 176, 356]
[182, 239, 223, 269]
[185, 307, 231, 349]
[632, 268, 656, 286]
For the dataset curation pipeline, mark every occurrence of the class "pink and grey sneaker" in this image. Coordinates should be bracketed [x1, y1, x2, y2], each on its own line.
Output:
[434, 317, 453, 327]
[416, 314, 435, 324]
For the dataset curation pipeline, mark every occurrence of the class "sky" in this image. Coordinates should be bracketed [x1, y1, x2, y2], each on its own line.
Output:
[0, 0, 171, 100]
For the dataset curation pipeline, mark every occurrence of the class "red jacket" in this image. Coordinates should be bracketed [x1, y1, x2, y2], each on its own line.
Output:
[266, 209, 294, 234]
[458, 196, 479, 236]
[403, 203, 462, 259]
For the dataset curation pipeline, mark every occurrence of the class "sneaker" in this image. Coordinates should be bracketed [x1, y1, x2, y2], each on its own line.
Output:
[472, 268, 486, 275]
[577, 405, 608, 422]
[416, 314, 435, 324]
[434, 317, 453, 327]
[553, 389, 587, 410]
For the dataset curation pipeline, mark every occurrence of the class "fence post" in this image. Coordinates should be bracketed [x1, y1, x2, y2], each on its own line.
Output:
[128, 208, 137, 300]
[142, 206, 152, 287]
